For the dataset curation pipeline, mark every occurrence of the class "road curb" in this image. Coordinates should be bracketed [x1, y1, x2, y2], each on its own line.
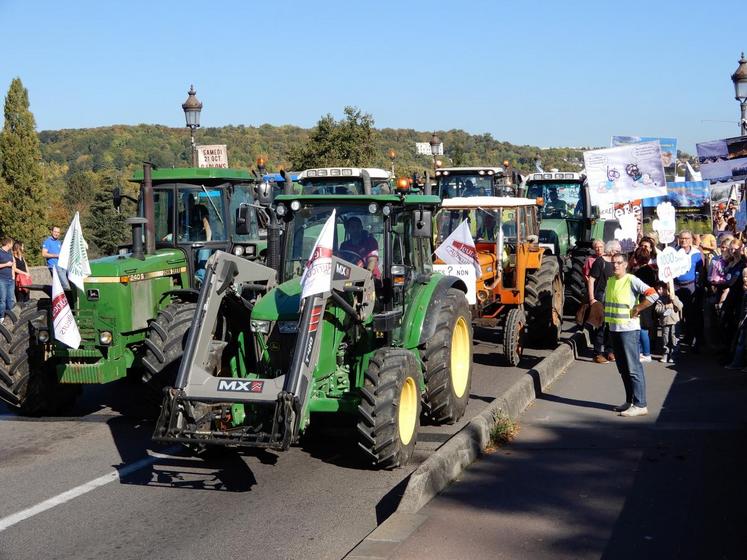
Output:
[396, 329, 585, 514]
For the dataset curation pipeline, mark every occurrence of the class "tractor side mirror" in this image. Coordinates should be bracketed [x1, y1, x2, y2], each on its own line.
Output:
[255, 181, 273, 206]
[236, 204, 253, 235]
[413, 209, 432, 238]
[112, 187, 122, 211]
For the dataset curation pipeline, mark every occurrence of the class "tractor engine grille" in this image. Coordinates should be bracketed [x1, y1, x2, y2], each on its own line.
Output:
[264, 330, 296, 377]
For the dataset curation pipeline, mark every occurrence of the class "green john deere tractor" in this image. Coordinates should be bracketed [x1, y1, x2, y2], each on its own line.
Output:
[0, 164, 275, 416]
[523, 171, 620, 309]
[154, 188, 474, 468]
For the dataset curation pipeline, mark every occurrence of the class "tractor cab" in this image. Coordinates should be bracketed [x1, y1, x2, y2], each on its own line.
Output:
[130, 168, 266, 285]
[297, 167, 392, 196]
[435, 166, 514, 199]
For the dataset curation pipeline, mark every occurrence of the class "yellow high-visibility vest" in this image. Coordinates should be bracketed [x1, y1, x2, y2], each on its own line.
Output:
[604, 274, 639, 330]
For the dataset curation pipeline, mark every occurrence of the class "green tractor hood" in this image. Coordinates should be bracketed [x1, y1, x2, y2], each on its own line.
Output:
[251, 277, 302, 322]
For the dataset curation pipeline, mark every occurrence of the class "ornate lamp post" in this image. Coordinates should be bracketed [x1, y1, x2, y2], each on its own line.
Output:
[388, 148, 396, 176]
[732, 53, 747, 136]
[182, 85, 203, 166]
[429, 132, 441, 174]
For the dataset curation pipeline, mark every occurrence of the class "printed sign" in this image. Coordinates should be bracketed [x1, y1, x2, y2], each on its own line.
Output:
[57, 211, 91, 292]
[584, 142, 668, 206]
[611, 136, 677, 180]
[433, 264, 477, 304]
[197, 144, 229, 168]
[434, 219, 482, 276]
[657, 247, 692, 282]
[652, 201, 677, 244]
[51, 267, 81, 349]
[710, 180, 746, 233]
[300, 210, 336, 299]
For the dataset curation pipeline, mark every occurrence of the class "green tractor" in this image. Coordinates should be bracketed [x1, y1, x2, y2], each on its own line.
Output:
[522, 171, 620, 308]
[154, 188, 474, 468]
[0, 164, 275, 415]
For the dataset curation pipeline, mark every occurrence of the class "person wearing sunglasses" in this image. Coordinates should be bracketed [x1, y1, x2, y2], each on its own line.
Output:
[604, 253, 659, 417]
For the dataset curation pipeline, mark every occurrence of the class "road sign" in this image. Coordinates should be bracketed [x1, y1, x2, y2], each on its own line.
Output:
[197, 144, 229, 168]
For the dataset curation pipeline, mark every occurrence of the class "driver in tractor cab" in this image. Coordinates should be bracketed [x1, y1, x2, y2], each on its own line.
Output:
[546, 187, 568, 215]
[339, 216, 380, 279]
[464, 180, 479, 197]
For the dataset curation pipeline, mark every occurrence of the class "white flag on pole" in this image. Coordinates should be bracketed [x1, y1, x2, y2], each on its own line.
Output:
[300, 210, 336, 299]
[51, 267, 81, 349]
[434, 219, 482, 276]
[58, 211, 91, 292]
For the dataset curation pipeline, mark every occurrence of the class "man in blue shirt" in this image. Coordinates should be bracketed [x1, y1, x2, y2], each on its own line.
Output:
[0, 237, 15, 323]
[673, 230, 703, 348]
[42, 226, 62, 276]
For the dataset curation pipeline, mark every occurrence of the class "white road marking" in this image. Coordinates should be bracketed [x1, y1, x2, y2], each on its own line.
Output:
[0, 447, 180, 532]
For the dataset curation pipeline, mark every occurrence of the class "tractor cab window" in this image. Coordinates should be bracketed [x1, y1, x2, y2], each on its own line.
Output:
[176, 186, 227, 243]
[231, 183, 260, 241]
[153, 189, 175, 243]
[437, 175, 493, 199]
[437, 208, 500, 244]
[526, 182, 584, 219]
[300, 178, 365, 195]
[284, 204, 385, 281]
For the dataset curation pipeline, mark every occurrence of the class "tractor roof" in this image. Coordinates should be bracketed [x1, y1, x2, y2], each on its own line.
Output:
[436, 166, 505, 175]
[130, 167, 255, 183]
[298, 167, 391, 180]
[441, 196, 538, 209]
[275, 193, 441, 206]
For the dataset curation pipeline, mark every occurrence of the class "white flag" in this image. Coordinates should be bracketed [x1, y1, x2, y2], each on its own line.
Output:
[58, 211, 91, 292]
[51, 267, 81, 349]
[434, 219, 482, 276]
[300, 210, 336, 299]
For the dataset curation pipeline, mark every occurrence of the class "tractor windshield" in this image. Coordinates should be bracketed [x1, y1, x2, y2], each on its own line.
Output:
[176, 186, 227, 243]
[299, 177, 391, 195]
[284, 204, 386, 280]
[230, 183, 260, 241]
[437, 174, 493, 199]
[526, 182, 585, 219]
[437, 208, 517, 244]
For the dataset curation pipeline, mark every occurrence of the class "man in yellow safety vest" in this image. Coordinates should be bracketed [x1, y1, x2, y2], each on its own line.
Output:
[604, 253, 659, 417]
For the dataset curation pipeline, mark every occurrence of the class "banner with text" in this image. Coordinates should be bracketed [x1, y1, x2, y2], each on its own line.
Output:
[197, 144, 229, 168]
[612, 136, 677, 181]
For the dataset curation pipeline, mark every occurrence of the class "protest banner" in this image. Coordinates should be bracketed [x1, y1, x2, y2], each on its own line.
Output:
[433, 264, 477, 304]
[642, 180, 712, 236]
[696, 136, 747, 183]
[57, 211, 91, 292]
[652, 201, 677, 244]
[710, 180, 746, 233]
[584, 142, 667, 206]
[657, 247, 692, 282]
[434, 219, 482, 276]
[612, 136, 677, 181]
[51, 267, 81, 349]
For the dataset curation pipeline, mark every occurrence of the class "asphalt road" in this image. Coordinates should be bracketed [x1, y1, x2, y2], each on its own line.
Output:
[0, 325, 566, 560]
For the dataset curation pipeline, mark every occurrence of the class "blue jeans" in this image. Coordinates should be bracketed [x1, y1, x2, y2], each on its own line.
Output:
[0, 277, 15, 320]
[610, 330, 647, 408]
[639, 328, 651, 357]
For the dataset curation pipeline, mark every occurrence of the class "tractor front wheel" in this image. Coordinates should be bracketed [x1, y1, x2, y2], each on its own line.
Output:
[502, 307, 526, 367]
[0, 301, 80, 415]
[421, 288, 473, 425]
[141, 300, 196, 413]
[357, 348, 421, 469]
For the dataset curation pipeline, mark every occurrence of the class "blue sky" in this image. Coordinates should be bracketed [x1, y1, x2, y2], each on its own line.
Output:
[0, 0, 745, 153]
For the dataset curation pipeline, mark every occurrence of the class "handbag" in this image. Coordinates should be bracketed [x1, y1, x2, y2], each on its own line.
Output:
[15, 273, 32, 292]
[575, 302, 589, 326]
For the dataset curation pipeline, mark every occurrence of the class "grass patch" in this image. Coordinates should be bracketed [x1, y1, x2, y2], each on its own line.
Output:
[486, 414, 518, 452]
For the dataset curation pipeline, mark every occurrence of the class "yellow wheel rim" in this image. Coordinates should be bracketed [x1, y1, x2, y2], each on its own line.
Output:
[398, 377, 417, 446]
[450, 316, 470, 398]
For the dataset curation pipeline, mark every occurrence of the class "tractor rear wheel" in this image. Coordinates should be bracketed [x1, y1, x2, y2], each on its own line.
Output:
[0, 301, 80, 415]
[567, 248, 593, 313]
[141, 300, 196, 411]
[524, 256, 563, 347]
[357, 348, 421, 469]
[421, 288, 472, 425]
[502, 307, 525, 367]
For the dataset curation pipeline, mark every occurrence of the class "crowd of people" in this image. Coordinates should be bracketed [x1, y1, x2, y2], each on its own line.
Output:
[580, 228, 747, 418]
[0, 226, 60, 324]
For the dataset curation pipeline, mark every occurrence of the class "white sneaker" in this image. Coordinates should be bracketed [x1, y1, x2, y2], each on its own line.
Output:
[640, 354, 652, 362]
[659, 354, 669, 362]
[619, 405, 648, 417]
[613, 402, 632, 412]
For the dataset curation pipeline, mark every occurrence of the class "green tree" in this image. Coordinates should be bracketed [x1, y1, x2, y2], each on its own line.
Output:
[64, 170, 100, 214]
[0, 77, 49, 264]
[84, 182, 129, 258]
[290, 106, 377, 169]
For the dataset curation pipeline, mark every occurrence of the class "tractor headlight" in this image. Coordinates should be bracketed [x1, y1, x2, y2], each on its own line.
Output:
[290, 200, 302, 212]
[244, 245, 255, 256]
[233, 246, 245, 256]
[99, 331, 113, 345]
[37, 329, 50, 343]
[278, 321, 299, 334]
[250, 320, 271, 334]
[275, 203, 287, 217]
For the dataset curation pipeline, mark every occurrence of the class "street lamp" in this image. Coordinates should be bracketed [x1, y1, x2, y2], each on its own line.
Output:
[429, 132, 441, 174]
[732, 52, 747, 136]
[388, 148, 396, 176]
[182, 84, 203, 166]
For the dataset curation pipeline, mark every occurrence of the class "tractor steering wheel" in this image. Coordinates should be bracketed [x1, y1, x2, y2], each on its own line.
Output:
[338, 249, 364, 267]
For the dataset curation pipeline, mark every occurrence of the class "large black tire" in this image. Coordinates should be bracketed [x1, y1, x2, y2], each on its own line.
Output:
[141, 301, 196, 409]
[421, 288, 473, 425]
[0, 301, 80, 415]
[357, 348, 421, 469]
[502, 307, 525, 367]
[567, 248, 593, 312]
[524, 256, 563, 347]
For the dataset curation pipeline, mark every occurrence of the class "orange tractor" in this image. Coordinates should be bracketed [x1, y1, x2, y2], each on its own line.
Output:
[435, 196, 563, 365]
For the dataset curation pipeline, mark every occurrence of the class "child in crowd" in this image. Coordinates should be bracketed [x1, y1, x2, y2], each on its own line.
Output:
[655, 280, 683, 363]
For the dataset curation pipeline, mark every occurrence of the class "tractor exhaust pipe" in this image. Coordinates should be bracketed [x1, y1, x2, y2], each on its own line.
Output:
[280, 169, 292, 195]
[424, 171, 432, 195]
[143, 162, 156, 255]
[127, 217, 147, 260]
[361, 169, 372, 195]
